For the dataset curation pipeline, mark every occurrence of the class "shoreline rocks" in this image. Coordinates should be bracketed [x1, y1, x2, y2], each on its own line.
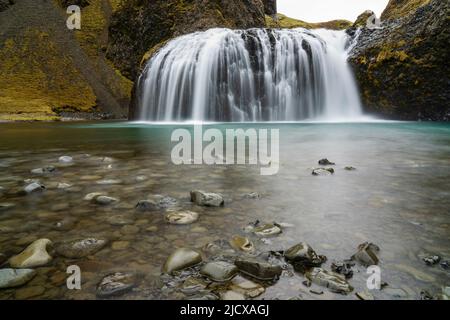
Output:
[190, 190, 224, 207]
[9, 239, 53, 268]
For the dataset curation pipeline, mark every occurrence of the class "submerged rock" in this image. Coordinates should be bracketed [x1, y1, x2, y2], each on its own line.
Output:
[235, 258, 282, 281]
[0, 202, 15, 211]
[200, 261, 238, 282]
[135, 199, 160, 211]
[97, 272, 137, 298]
[96, 179, 122, 185]
[24, 182, 45, 194]
[57, 182, 72, 189]
[284, 242, 327, 271]
[230, 235, 255, 253]
[94, 195, 119, 205]
[190, 190, 224, 207]
[165, 210, 199, 225]
[9, 239, 53, 268]
[58, 156, 73, 163]
[422, 255, 441, 266]
[83, 192, 105, 201]
[306, 268, 353, 294]
[162, 248, 202, 274]
[31, 166, 56, 175]
[0, 269, 37, 289]
[331, 260, 355, 279]
[344, 166, 357, 171]
[351, 242, 380, 266]
[312, 168, 334, 176]
[56, 238, 107, 258]
[252, 224, 282, 237]
[106, 214, 135, 226]
[243, 192, 261, 199]
[230, 275, 265, 298]
[318, 159, 335, 165]
[220, 290, 245, 300]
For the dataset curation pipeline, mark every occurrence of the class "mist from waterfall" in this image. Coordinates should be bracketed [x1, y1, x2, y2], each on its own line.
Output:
[136, 28, 363, 122]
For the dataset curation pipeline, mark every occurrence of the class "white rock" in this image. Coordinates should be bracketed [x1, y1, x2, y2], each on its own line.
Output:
[24, 182, 45, 193]
[57, 183, 72, 189]
[58, 156, 73, 163]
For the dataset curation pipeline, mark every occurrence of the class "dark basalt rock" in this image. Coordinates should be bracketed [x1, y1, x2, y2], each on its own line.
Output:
[235, 258, 282, 281]
[318, 159, 335, 165]
[284, 243, 327, 272]
[351, 242, 380, 266]
[331, 260, 355, 279]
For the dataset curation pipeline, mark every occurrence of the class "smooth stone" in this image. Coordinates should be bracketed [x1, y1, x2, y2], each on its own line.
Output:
[31, 166, 56, 175]
[57, 183, 72, 189]
[312, 168, 334, 176]
[306, 268, 353, 294]
[9, 239, 53, 268]
[0, 269, 37, 289]
[24, 182, 45, 194]
[96, 272, 137, 298]
[56, 238, 107, 258]
[96, 179, 122, 185]
[0, 202, 15, 211]
[94, 196, 119, 205]
[165, 210, 199, 225]
[284, 242, 327, 270]
[200, 261, 238, 282]
[190, 190, 224, 207]
[111, 241, 130, 251]
[162, 248, 202, 274]
[318, 159, 335, 165]
[221, 290, 245, 300]
[351, 242, 380, 266]
[83, 192, 105, 201]
[253, 224, 282, 237]
[230, 235, 255, 253]
[58, 156, 73, 163]
[234, 258, 282, 281]
[146, 226, 158, 232]
[15, 286, 45, 299]
[230, 276, 265, 298]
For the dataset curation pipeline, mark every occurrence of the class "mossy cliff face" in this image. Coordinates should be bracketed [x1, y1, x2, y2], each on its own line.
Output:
[108, 0, 268, 80]
[349, 0, 449, 120]
[0, 0, 131, 121]
[265, 14, 352, 30]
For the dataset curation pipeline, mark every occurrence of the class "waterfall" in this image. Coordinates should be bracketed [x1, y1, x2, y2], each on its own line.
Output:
[136, 28, 362, 122]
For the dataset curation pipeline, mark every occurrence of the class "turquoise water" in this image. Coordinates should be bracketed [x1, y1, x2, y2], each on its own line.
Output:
[0, 122, 449, 299]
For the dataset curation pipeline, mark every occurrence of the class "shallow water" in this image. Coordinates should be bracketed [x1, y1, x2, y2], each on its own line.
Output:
[0, 121, 449, 300]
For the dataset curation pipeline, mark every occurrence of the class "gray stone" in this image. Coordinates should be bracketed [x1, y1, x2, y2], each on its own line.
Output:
[0, 269, 37, 289]
[306, 268, 353, 294]
[200, 261, 238, 282]
[190, 190, 224, 207]
[352, 242, 379, 266]
[284, 242, 327, 271]
[31, 166, 56, 175]
[57, 182, 72, 189]
[94, 196, 119, 205]
[345, 166, 357, 171]
[230, 275, 265, 298]
[97, 272, 137, 298]
[24, 182, 45, 194]
[235, 258, 282, 281]
[422, 255, 440, 266]
[162, 248, 202, 274]
[230, 235, 255, 253]
[83, 192, 105, 201]
[135, 199, 160, 211]
[56, 238, 107, 258]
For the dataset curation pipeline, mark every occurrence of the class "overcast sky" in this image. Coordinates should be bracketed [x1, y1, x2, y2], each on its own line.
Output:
[277, 0, 389, 23]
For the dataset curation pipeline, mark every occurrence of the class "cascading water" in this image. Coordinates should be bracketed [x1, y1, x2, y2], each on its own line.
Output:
[136, 28, 362, 122]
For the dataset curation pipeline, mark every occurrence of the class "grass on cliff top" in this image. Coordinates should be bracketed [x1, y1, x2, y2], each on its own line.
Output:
[266, 14, 352, 30]
[381, 0, 431, 20]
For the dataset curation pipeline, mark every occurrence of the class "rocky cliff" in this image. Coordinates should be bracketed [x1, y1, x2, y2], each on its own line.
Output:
[349, 0, 449, 120]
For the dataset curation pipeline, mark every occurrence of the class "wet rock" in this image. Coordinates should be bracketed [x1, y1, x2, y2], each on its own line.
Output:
[200, 261, 238, 282]
[284, 242, 327, 271]
[344, 166, 357, 171]
[56, 238, 107, 258]
[9, 239, 53, 268]
[152, 195, 178, 208]
[135, 199, 160, 211]
[306, 268, 353, 294]
[312, 168, 334, 176]
[440, 260, 449, 270]
[243, 192, 260, 199]
[24, 182, 45, 194]
[94, 195, 119, 205]
[83, 192, 105, 201]
[220, 290, 245, 300]
[0, 268, 37, 289]
[383, 287, 409, 299]
[180, 277, 209, 295]
[318, 159, 335, 165]
[96, 272, 137, 298]
[31, 166, 56, 175]
[422, 255, 441, 266]
[331, 260, 355, 279]
[111, 241, 130, 251]
[57, 182, 72, 189]
[442, 287, 450, 300]
[0, 202, 15, 211]
[162, 248, 202, 274]
[253, 223, 282, 237]
[230, 235, 255, 253]
[106, 214, 135, 226]
[165, 210, 199, 225]
[230, 275, 265, 298]
[351, 242, 380, 266]
[420, 290, 434, 300]
[190, 190, 224, 207]
[58, 156, 73, 163]
[235, 258, 282, 281]
[14, 286, 46, 299]
[356, 291, 374, 300]
[96, 179, 122, 185]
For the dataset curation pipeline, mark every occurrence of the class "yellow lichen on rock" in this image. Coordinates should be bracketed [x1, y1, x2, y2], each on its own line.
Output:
[381, 0, 431, 21]
[266, 14, 352, 30]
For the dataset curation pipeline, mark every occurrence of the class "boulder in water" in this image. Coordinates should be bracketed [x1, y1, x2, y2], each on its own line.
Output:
[200, 261, 238, 282]
[9, 239, 53, 268]
[234, 258, 282, 281]
[162, 248, 202, 274]
[190, 190, 224, 207]
[351, 242, 380, 266]
[24, 182, 45, 194]
[0, 269, 37, 289]
[56, 238, 107, 258]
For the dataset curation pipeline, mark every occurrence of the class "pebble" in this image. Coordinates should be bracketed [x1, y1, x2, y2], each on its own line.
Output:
[57, 182, 72, 189]
[31, 166, 56, 175]
[312, 168, 334, 176]
[83, 192, 105, 201]
[230, 276, 265, 298]
[306, 268, 353, 294]
[234, 258, 282, 281]
[111, 241, 130, 250]
[230, 235, 255, 253]
[318, 159, 335, 165]
[96, 179, 122, 185]
[252, 224, 282, 237]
